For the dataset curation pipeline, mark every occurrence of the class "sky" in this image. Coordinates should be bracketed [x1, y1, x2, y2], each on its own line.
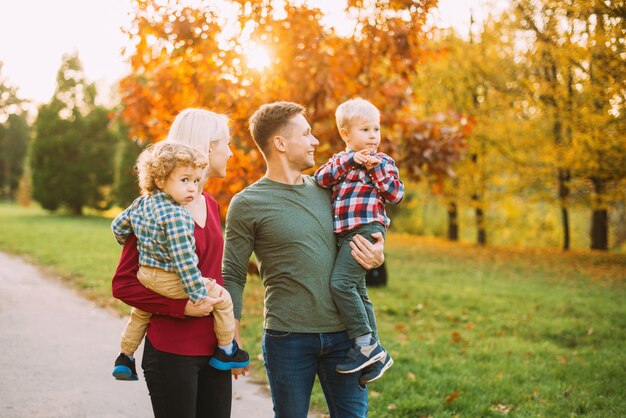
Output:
[0, 0, 508, 107]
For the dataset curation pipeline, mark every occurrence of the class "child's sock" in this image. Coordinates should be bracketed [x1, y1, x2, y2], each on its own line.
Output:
[355, 333, 373, 348]
[122, 353, 135, 361]
[218, 342, 234, 355]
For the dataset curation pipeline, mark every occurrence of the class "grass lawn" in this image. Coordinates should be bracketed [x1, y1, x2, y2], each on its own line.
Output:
[1, 202, 625, 417]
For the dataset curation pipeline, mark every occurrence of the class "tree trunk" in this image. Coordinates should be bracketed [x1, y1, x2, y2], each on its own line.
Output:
[447, 201, 459, 241]
[475, 204, 486, 246]
[590, 177, 608, 251]
[471, 192, 487, 246]
[71, 204, 83, 216]
[558, 168, 571, 250]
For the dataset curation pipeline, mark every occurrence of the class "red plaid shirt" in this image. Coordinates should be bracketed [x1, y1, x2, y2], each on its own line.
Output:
[314, 150, 404, 233]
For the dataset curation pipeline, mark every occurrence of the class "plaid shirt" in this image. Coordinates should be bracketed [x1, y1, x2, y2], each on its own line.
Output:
[314, 150, 404, 234]
[111, 190, 208, 302]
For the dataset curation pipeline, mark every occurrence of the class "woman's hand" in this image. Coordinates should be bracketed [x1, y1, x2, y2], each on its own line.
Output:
[350, 232, 385, 270]
[183, 295, 225, 317]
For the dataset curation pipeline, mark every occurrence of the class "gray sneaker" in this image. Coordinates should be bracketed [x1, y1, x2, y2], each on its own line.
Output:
[359, 352, 394, 384]
[336, 339, 386, 374]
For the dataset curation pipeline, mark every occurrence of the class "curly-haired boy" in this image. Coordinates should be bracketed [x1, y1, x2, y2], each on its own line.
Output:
[111, 141, 249, 381]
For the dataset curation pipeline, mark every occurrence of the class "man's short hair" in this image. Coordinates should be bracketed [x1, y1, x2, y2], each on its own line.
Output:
[248, 102, 305, 156]
[335, 98, 380, 132]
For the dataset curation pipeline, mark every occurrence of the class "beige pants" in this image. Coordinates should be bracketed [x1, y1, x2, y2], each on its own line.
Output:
[120, 265, 235, 354]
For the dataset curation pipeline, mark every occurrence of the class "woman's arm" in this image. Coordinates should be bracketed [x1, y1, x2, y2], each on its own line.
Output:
[111, 233, 189, 318]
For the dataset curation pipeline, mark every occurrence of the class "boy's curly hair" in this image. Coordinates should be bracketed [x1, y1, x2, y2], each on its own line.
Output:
[136, 142, 208, 195]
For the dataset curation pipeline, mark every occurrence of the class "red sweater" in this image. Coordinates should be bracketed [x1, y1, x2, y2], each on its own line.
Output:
[111, 193, 223, 356]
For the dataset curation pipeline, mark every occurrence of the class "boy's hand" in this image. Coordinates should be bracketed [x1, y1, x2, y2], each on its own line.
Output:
[353, 149, 371, 165]
[364, 156, 381, 170]
[203, 277, 217, 291]
[354, 149, 381, 169]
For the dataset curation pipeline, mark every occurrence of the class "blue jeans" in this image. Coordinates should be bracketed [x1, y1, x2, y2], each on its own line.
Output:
[262, 330, 368, 418]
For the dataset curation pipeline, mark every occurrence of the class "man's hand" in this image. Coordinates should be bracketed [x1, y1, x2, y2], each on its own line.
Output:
[231, 320, 250, 380]
[183, 295, 225, 317]
[350, 232, 385, 270]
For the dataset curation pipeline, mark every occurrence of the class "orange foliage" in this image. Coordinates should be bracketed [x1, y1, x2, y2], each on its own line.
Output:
[119, 0, 457, 216]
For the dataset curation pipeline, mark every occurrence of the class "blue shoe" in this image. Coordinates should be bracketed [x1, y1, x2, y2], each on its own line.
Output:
[360, 352, 394, 384]
[336, 339, 386, 374]
[209, 340, 250, 371]
[112, 353, 138, 381]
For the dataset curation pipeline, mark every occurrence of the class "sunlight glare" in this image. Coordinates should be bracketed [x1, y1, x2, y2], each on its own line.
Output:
[244, 43, 271, 71]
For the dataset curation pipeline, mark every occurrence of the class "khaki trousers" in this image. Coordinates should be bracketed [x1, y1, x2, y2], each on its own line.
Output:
[120, 266, 235, 354]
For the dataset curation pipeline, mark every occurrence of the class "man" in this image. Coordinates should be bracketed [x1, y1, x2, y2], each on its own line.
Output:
[223, 102, 385, 417]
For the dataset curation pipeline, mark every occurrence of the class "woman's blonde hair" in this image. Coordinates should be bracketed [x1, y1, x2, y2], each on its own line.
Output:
[136, 142, 208, 195]
[165, 108, 230, 156]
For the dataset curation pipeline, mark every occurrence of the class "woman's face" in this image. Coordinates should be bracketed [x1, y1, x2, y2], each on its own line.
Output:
[206, 134, 233, 179]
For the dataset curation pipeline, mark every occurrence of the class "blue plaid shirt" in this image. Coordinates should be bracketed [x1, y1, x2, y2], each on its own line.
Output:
[111, 190, 208, 302]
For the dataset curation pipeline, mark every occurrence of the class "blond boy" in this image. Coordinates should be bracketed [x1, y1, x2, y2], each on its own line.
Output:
[314, 98, 404, 383]
[111, 142, 249, 381]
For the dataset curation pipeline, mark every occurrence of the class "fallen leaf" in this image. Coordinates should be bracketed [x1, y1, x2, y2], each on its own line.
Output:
[451, 331, 463, 343]
[387, 403, 397, 410]
[492, 403, 512, 414]
[445, 390, 460, 403]
[407, 371, 416, 382]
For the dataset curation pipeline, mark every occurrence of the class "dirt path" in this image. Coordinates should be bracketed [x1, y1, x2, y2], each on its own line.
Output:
[0, 251, 273, 418]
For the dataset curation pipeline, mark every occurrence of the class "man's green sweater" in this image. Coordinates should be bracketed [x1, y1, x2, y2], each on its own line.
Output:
[223, 176, 345, 333]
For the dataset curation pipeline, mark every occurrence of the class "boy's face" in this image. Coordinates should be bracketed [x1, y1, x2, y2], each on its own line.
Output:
[341, 117, 381, 153]
[159, 165, 204, 205]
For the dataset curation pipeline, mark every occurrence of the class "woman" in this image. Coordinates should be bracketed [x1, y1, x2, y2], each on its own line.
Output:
[112, 108, 234, 418]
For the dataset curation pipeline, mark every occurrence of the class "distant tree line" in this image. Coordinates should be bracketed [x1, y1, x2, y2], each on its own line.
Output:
[0, 0, 623, 251]
[0, 54, 142, 215]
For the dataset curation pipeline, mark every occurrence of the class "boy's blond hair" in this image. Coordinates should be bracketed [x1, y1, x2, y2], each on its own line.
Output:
[136, 142, 208, 195]
[335, 98, 380, 132]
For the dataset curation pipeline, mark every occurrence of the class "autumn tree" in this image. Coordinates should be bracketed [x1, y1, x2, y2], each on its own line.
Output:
[119, 0, 450, 219]
[30, 53, 116, 215]
[514, 0, 626, 250]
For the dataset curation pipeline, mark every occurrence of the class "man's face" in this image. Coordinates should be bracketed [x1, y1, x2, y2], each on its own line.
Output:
[281, 113, 319, 170]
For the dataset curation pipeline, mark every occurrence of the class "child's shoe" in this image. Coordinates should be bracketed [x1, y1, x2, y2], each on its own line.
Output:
[336, 339, 386, 374]
[112, 353, 138, 381]
[359, 351, 394, 384]
[209, 340, 250, 370]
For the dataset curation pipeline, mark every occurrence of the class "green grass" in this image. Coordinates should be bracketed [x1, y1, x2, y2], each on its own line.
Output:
[1, 202, 625, 417]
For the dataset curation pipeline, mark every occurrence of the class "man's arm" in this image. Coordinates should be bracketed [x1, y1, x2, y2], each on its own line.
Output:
[222, 193, 256, 321]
